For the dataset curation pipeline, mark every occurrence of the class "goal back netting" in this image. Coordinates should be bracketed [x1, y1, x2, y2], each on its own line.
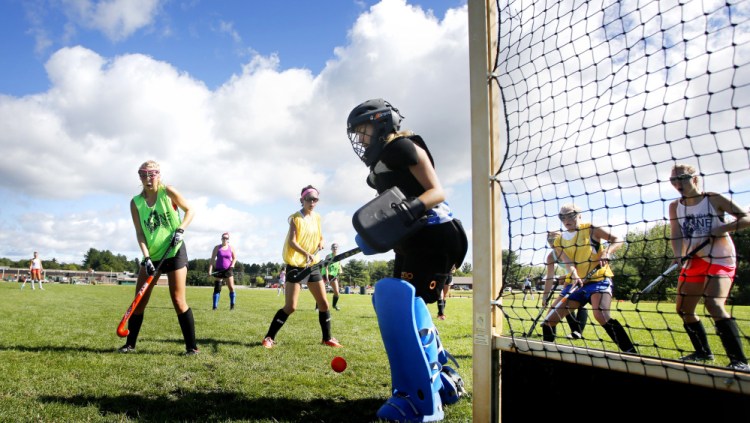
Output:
[469, 0, 750, 421]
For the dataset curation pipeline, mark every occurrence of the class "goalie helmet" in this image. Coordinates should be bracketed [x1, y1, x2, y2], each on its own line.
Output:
[346, 99, 403, 166]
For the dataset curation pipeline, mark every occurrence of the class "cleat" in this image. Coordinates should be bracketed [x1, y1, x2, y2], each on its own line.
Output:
[566, 331, 583, 340]
[727, 361, 750, 372]
[230, 305, 235, 310]
[322, 338, 343, 348]
[334, 306, 340, 311]
[184, 349, 199, 356]
[437, 314, 446, 321]
[117, 345, 135, 354]
[679, 352, 714, 362]
[262, 337, 275, 349]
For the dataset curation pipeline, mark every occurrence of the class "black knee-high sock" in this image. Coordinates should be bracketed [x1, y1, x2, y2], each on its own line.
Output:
[265, 309, 289, 339]
[437, 299, 446, 315]
[566, 312, 582, 333]
[542, 324, 556, 342]
[177, 308, 197, 351]
[126, 313, 144, 348]
[333, 295, 339, 308]
[319, 311, 332, 341]
[684, 321, 713, 356]
[603, 318, 637, 353]
[716, 318, 747, 363]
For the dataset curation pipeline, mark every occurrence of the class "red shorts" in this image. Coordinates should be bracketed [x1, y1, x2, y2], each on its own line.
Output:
[31, 269, 42, 279]
[679, 256, 735, 283]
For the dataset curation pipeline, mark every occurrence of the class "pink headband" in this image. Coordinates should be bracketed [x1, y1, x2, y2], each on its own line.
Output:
[301, 188, 319, 199]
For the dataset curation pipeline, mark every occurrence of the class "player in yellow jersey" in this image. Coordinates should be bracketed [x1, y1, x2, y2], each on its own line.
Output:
[541, 203, 637, 353]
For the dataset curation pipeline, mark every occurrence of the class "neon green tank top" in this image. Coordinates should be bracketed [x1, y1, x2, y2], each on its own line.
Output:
[133, 187, 182, 260]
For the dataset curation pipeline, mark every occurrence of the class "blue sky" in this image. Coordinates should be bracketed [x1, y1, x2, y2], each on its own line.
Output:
[0, 0, 472, 266]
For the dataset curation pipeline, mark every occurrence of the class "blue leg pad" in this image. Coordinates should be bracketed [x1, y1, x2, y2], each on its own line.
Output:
[413, 292, 465, 406]
[373, 278, 444, 422]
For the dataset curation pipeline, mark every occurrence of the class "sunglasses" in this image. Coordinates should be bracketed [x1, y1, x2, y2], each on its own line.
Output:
[304, 197, 319, 203]
[222, 237, 229, 240]
[669, 174, 694, 183]
[138, 169, 160, 179]
[558, 212, 579, 221]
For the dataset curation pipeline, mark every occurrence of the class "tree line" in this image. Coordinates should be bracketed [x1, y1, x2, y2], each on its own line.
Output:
[0, 248, 473, 289]
[503, 224, 750, 305]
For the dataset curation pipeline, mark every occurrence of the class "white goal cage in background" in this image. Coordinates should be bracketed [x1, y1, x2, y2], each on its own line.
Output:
[469, 0, 750, 421]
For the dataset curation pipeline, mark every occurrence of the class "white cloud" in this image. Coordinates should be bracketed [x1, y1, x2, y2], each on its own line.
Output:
[62, 0, 163, 41]
[0, 0, 472, 265]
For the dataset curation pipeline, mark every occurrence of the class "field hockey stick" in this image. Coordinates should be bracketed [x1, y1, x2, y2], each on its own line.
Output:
[116, 242, 178, 337]
[523, 279, 559, 337]
[631, 238, 710, 303]
[286, 247, 362, 282]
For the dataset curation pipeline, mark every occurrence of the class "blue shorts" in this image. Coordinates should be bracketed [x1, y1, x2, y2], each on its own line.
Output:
[564, 279, 612, 305]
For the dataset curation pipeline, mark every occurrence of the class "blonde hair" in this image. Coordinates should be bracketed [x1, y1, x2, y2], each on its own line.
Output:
[559, 203, 582, 214]
[138, 160, 165, 196]
[672, 163, 697, 177]
[385, 130, 415, 144]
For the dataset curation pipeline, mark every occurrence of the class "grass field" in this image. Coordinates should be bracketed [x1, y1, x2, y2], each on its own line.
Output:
[0, 282, 474, 422]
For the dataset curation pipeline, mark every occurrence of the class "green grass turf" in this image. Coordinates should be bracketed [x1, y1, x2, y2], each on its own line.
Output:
[0, 282, 474, 422]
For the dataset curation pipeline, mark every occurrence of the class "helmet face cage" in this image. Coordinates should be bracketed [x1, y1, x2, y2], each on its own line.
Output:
[346, 99, 403, 166]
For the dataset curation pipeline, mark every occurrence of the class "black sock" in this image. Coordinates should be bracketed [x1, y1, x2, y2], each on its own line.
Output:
[266, 309, 289, 339]
[319, 311, 332, 341]
[437, 299, 446, 315]
[566, 312, 582, 334]
[684, 321, 713, 356]
[716, 318, 747, 363]
[126, 313, 144, 348]
[542, 324, 555, 342]
[125, 314, 143, 348]
[603, 318, 637, 353]
[333, 295, 339, 308]
[177, 308, 197, 351]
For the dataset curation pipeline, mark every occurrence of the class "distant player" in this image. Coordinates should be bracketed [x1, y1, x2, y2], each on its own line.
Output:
[22, 251, 44, 290]
[208, 232, 237, 310]
[322, 243, 343, 310]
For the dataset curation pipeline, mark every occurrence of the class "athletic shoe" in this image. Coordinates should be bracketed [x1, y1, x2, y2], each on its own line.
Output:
[184, 349, 199, 356]
[322, 338, 343, 348]
[437, 314, 446, 321]
[262, 337, 275, 349]
[117, 345, 135, 354]
[230, 304, 235, 310]
[334, 306, 340, 311]
[566, 331, 583, 340]
[727, 361, 750, 372]
[212, 307, 217, 311]
[679, 352, 715, 362]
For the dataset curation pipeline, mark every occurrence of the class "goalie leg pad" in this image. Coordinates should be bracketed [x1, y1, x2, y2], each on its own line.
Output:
[373, 278, 444, 422]
[413, 295, 464, 405]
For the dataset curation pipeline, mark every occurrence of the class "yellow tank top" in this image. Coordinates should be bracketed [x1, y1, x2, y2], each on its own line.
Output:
[554, 223, 613, 283]
[282, 210, 322, 267]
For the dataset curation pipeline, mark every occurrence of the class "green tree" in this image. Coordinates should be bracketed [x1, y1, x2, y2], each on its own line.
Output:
[615, 223, 676, 300]
[343, 259, 368, 287]
[501, 249, 523, 289]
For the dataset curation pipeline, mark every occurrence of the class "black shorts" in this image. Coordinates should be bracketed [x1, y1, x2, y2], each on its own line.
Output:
[154, 243, 188, 274]
[285, 264, 323, 284]
[393, 219, 468, 303]
[214, 268, 234, 279]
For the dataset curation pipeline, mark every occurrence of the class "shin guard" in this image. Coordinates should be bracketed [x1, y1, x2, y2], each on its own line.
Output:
[373, 278, 444, 422]
[603, 318, 637, 353]
[716, 318, 748, 363]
